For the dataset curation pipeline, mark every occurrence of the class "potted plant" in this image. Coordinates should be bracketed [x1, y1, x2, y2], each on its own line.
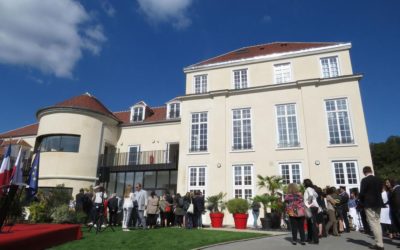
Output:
[256, 175, 284, 229]
[206, 192, 226, 228]
[226, 198, 250, 229]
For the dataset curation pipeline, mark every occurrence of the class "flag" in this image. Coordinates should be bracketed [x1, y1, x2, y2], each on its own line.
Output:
[27, 151, 40, 198]
[11, 147, 26, 186]
[0, 145, 12, 188]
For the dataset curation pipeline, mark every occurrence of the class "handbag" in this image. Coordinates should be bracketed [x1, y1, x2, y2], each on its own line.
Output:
[187, 202, 194, 214]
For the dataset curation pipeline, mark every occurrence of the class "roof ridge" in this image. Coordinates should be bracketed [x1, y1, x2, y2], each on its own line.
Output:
[0, 123, 38, 136]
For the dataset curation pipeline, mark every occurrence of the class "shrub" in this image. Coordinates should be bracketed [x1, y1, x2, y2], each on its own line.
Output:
[29, 201, 52, 223]
[226, 198, 249, 214]
[51, 205, 79, 224]
[206, 192, 226, 213]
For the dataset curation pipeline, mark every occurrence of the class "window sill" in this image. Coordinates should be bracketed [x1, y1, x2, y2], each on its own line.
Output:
[275, 147, 303, 151]
[327, 144, 358, 148]
[187, 151, 210, 155]
[230, 149, 255, 153]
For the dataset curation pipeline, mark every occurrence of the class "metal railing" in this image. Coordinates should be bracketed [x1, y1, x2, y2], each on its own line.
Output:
[98, 150, 179, 168]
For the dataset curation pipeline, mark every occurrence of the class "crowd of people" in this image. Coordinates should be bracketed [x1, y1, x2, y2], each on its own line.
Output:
[74, 183, 205, 231]
[284, 166, 400, 250]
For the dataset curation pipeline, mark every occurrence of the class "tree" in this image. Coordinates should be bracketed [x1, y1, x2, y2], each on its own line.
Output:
[370, 136, 400, 181]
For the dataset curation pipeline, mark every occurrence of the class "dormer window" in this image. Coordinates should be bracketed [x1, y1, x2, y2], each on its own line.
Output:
[168, 102, 180, 119]
[130, 101, 148, 122]
[132, 107, 144, 122]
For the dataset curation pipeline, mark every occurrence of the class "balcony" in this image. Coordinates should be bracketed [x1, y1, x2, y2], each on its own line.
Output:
[98, 150, 179, 172]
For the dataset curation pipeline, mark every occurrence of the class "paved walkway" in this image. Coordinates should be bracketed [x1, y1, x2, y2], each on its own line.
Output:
[204, 231, 400, 250]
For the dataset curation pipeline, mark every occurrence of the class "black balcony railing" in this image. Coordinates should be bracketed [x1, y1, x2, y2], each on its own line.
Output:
[98, 150, 179, 169]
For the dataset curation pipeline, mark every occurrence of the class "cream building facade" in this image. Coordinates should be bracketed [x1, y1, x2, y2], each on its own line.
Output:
[0, 42, 372, 225]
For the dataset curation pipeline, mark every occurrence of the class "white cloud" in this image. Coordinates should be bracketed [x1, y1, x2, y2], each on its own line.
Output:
[137, 0, 193, 30]
[0, 0, 106, 78]
[101, 0, 116, 17]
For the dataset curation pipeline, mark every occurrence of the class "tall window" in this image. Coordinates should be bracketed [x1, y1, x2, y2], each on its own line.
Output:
[333, 161, 358, 189]
[128, 145, 140, 165]
[168, 103, 180, 119]
[325, 98, 354, 144]
[39, 135, 80, 152]
[194, 75, 207, 94]
[320, 56, 339, 78]
[132, 107, 144, 122]
[276, 104, 299, 148]
[233, 165, 253, 199]
[233, 69, 248, 89]
[274, 63, 291, 84]
[280, 163, 301, 184]
[188, 166, 206, 196]
[232, 108, 252, 150]
[190, 112, 208, 152]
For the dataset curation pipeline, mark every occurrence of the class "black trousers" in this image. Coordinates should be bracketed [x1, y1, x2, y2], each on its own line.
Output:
[108, 210, 118, 226]
[307, 207, 319, 243]
[289, 216, 306, 242]
[341, 208, 350, 232]
[147, 214, 157, 227]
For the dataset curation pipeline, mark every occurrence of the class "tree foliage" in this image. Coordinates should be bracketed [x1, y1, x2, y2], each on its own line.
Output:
[370, 136, 400, 181]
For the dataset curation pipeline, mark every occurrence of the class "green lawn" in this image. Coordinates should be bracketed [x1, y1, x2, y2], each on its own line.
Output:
[52, 227, 265, 250]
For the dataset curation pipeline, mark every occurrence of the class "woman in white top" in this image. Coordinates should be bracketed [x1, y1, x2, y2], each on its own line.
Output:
[380, 184, 392, 236]
[122, 185, 134, 231]
[303, 179, 320, 244]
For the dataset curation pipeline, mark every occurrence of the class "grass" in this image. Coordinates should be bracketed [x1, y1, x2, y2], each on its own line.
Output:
[52, 227, 265, 250]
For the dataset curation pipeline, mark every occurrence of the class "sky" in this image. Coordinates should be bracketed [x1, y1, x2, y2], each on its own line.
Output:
[0, 0, 399, 143]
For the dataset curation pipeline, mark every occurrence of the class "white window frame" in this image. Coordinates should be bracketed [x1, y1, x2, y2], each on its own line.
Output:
[274, 62, 292, 84]
[331, 160, 359, 190]
[232, 165, 254, 200]
[232, 108, 253, 151]
[167, 102, 181, 119]
[131, 106, 145, 122]
[275, 103, 300, 148]
[232, 68, 249, 89]
[193, 74, 208, 94]
[279, 162, 302, 184]
[190, 112, 208, 152]
[324, 98, 354, 145]
[320, 56, 340, 78]
[127, 145, 140, 165]
[188, 166, 207, 196]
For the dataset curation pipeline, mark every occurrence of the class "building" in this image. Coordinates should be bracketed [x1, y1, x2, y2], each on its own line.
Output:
[0, 42, 372, 225]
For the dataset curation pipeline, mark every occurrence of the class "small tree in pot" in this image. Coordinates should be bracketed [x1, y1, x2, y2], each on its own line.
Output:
[206, 192, 226, 228]
[226, 198, 250, 229]
[256, 175, 284, 229]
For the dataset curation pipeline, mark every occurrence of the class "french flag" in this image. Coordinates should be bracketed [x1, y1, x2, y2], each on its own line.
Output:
[11, 147, 25, 186]
[0, 145, 12, 192]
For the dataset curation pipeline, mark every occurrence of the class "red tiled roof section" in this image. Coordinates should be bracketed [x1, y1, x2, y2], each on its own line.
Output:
[114, 107, 167, 125]
[0, 123, 38, 138]
[54, 93, 120, 121]
[191, 42, 340, 67]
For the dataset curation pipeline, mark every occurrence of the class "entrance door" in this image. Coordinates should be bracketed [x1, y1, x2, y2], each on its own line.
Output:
[167, 143, 179, 164]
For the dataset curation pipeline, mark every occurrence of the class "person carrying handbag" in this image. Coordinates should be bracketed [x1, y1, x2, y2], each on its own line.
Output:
[303, 179, 320, 245]
[285, 183, 306, 245]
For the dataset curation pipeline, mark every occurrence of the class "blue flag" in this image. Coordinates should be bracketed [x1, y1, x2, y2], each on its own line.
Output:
[27, 152, 40, 198]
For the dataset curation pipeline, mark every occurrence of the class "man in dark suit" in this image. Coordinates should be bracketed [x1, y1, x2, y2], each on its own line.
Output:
[359, 166, 384, 250]
[338, 186, 350, 232]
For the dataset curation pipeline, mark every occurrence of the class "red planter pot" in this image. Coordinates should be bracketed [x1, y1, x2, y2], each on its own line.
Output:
[210, 213, 224, 228]
[233, 213, 248, 229]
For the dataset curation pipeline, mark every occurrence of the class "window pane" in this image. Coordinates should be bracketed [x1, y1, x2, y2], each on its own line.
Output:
[126, 172, 134, 187]
[108, 172, 117, 194]
[116, 172, 126, 197]
[134, 172, 143, 186]
[157, 171, 169, 189]
[144, 171, 156, 189]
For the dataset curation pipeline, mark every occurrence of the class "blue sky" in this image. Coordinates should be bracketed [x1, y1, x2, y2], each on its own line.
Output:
[0, 0, 398, 143]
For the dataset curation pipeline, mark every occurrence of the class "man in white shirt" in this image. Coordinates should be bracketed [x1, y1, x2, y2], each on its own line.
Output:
[134, 183, 148, 229]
